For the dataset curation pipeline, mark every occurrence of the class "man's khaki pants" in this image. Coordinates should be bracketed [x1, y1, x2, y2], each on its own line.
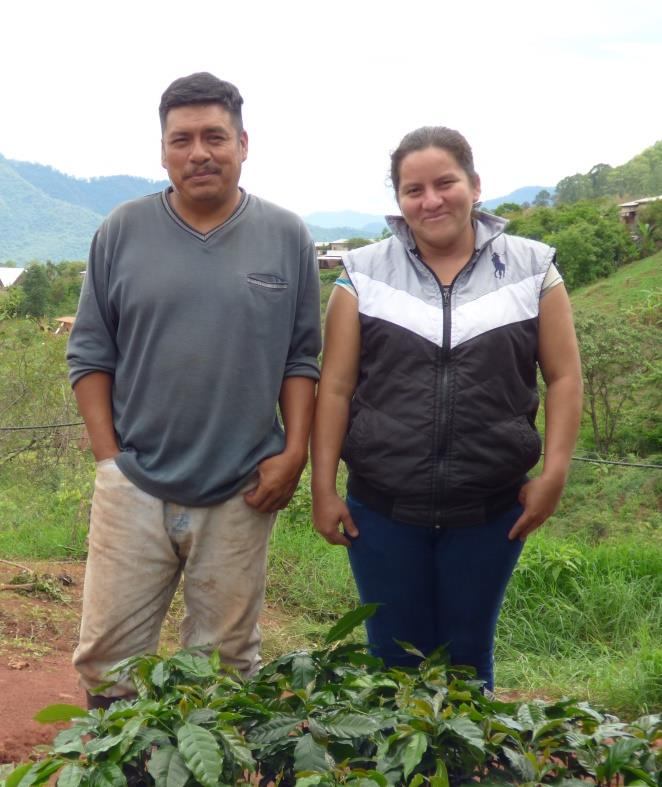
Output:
[73, 459, 275, 698]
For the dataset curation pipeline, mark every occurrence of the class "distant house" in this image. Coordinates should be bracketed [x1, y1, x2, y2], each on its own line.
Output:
[618, 195, 662, 229]
[318, 253, 343, 269]
[328, 239, 350, 252]
[316, 239, 352, 269]
[0, 266, 25, 289]
[54, 316, 76, 334]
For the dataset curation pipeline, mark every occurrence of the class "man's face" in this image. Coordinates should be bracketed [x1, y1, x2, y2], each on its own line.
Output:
[161, 103, 248, 211]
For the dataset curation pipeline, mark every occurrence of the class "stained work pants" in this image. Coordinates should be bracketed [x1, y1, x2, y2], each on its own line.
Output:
[73, 459, 275, 697]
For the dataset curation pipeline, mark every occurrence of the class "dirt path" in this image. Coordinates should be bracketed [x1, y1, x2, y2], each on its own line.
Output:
[0, 561, 86, 765]
[0, 560, 302, 767]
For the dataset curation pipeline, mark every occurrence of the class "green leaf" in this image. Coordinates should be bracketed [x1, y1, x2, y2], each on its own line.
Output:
[177, 722, 223, 787]
[429, 758, 449, 787]
[147, 745, 192, 787]
[516, 702, 546, 729]
[33, 704, 87, 723]
[502, 747, 537, 781]
[347, 771, 387, 786]
[151, 661, 171, 689]
[445, 716, 485, 752]
[218, 729, 255, 771]
[402, 731, 428, 778]
[291, 654, 316, 690]
[84, 733, 126, 757]
[394, 641, 425, 659]
[9, 759, 64, 787]
[4, 763, 33, 787]
[620, 766, 657, 787]
[599, 737, 646, 780]
[89, 761, 127, 786]
[56, 763, 86, 787]
[408, 775, 425, 787]
[52, 727, 86, 755]
[324, 604, 379, 645]
[532, 717, 570, 741]
[317, 711, 383, 738]
[170, 652, 217, 679]
[294, 734, 332, 773]
[247, 713, 302, 743]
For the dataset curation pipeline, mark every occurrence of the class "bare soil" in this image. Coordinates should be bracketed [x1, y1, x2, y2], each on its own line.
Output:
[0, 561, 87, 765]
[0, 559, 301, 767]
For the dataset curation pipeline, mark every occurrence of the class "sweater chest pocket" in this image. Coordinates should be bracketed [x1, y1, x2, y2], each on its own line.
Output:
[242, 273, 292, 342]
[246, 273, 289, 290]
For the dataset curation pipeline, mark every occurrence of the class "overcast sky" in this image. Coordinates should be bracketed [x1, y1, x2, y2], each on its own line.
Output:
[2, 0, 660, 216]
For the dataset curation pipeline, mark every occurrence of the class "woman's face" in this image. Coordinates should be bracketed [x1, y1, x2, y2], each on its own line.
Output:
[397, 146, 481, 253]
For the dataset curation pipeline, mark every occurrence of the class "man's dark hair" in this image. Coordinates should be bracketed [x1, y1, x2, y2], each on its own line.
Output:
[159, 72, 244, 133]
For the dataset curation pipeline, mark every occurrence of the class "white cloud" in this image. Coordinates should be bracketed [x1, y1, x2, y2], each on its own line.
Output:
[1, 0, 660, 214]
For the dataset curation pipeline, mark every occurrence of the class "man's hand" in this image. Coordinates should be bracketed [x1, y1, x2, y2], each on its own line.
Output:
[244, 450, 307, 513]
[508, 473, 565, 542]
[312, 491, 359, 547]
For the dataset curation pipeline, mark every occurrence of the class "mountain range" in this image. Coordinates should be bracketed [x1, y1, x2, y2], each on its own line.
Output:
[0, 154, 551, 263]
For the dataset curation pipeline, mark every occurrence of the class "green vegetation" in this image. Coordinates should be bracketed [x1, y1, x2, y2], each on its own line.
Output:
[5, 608, 661, 786]
[554, 139, 662, 204]
[497, 200, 638, 289]
[0, 260, 86, 318]
[0, 249, 660, 730]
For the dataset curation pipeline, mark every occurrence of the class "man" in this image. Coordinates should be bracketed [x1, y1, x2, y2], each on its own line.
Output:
[67, 73, 321, 708]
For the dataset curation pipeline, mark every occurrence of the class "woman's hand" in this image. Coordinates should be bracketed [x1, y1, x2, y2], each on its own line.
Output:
[508, 473, 565, 542]
[313, 491, 359, 547]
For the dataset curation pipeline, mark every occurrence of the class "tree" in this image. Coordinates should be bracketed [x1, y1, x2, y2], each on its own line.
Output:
[345, 237, 374, 250]
[493, 202, 522, 217]
[637, 199, 662, 251]
[505, 200, 637, 289]
[588, 163, 612, 196]
[554, 173, 593, 204]
[18, 262, 50, 317]
[575, 312, 655, 455]
[533, 189, 552, 208]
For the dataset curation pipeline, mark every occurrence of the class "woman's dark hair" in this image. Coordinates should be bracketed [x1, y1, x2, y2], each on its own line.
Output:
[390, 126, 478, 194]
[159, 72, 244, 133]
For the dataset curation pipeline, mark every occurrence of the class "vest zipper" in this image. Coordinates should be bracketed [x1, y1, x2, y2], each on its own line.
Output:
[410, 246, 480, 527]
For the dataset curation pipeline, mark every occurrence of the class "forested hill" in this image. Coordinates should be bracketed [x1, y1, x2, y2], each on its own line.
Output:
[2, 138, 661, 263]
[0, 157, 102, 263]
[555, 139, 662, 203]
[0, 155, 169, 263]
[7, 158, 169, 216]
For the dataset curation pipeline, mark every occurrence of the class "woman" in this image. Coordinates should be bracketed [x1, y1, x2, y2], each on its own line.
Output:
[311, 127, 582, 691]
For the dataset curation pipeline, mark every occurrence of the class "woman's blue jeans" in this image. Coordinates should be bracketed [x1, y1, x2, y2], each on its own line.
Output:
[346, 495, 524, 690]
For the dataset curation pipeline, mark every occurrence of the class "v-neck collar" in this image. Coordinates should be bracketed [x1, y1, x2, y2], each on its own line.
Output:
[160, 188, 249, 241]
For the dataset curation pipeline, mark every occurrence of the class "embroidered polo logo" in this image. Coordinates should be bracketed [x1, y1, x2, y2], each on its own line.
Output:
[492, 252, 506, 279]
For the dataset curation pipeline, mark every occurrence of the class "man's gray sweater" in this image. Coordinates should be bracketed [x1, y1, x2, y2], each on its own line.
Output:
[67, 190, 321, 506]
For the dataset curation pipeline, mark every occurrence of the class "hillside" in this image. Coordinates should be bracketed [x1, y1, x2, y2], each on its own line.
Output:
[1, 137, 661, 260]
[0, 155, 169, 263]
[0, 158, 102, 263]
[555, 139, 662, 204]
[570, 251, 662, 315]
[7, 158, 169, 216]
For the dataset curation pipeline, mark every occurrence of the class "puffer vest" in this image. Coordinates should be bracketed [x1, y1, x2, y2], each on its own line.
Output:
[341, 211, 555, 528]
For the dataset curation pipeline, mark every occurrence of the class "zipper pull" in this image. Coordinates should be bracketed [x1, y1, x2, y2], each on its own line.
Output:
[442, 286, 450, 306]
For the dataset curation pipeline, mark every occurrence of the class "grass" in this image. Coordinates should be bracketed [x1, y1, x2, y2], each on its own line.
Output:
[0, 461, 92, 558]
[570, 250, 662, 316]
[0, 255, 661, 717]
[497, 531, 662, 713]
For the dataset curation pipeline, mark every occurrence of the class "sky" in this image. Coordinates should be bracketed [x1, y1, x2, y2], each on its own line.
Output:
[1, 0, 661, 217]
